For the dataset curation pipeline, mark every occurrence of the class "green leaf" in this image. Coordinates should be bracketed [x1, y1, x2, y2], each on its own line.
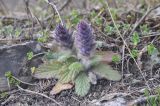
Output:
[74, 72, 90, 96]
[132, 32, 140, 46]
[68, 62, 84, 72]
[110, 8, 118, 20]
[70, 10, 81, 26]
[131, 49, 138, 58]
[57, 52, 72, 62]
[140, 24, 149, 34]
[15, 28, 22, 37]
[112, 55, 121, 63]
[59, 69, 72, 83]
[4, 25, 14, 35]
[90, 56, 102, 66]
[34, 61, 63, 79]
[95, 17, 102, 26]
[147, 44, 156, 55]
[90, 10, 97, 18]
[44, 52, 62, 60]
[57, 51, 78, 63]
[59, 62, 83, 83]
[104, 25, 114, 34]
[95, 51, 121, 64]
[65, 56, 78, 64]
[150, 49, 160, 64]
[5, 71, 20, 85]
[37, 30, 49, 43]
[123, 24, 130, 30]
[27, 51, 33, 60]
[92, 63, 121, 81]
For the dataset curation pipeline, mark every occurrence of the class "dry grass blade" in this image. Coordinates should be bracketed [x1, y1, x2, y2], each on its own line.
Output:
[45, 0, 63, 26]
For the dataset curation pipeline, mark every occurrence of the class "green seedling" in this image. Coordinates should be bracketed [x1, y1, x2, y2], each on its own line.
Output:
[131, 49, 138, 58]
[112, 55, 121, 63]
[0, 92, 8, 98]
[105, 25, 114, 35]
[147, 44, 156, 55]
[140, 24, 149, 35]
[27, 51, 34, 60]
[37, 30, 49, 43]
[5, 71, 20, 86]
[132, 32, 140, 46]
[144, 88, 160, 106]
[69, 10, 82, 27]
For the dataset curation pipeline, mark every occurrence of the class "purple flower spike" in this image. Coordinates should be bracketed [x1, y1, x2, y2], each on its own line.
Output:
[54, 24, 73, 49]
[75, 21, 95, 57]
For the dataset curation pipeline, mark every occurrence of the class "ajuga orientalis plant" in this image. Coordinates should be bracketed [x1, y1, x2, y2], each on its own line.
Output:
[34, 21, 121, 96]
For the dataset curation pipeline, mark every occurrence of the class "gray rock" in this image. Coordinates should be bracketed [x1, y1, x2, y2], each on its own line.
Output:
[90, 97, 127, 106]
[0, 41, 44, 91]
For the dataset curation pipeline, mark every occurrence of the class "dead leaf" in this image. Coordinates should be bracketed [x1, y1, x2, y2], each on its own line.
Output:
[50, 82, 73, 95]
[95, 51, 120, 64]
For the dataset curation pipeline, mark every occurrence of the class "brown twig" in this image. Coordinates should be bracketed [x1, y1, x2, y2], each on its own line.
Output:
[12, 76, 37, 86]
[137, 46, 147, 69]
[1, 94, 17, 105]
[23, 0, 34, 36]
[121, 45, 125, 85]
[27, 52, 45, 62]
[45, 0, 63, 26]
[31, 0, 71, 22]
[17, 85, 62, 106]
[141, 32, 160, 38]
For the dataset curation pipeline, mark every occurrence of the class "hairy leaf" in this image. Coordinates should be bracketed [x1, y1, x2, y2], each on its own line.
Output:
[132, 32, 140, 46]
[88, 72, 97, 84]
[90, 56, 102, 66]
[147, 44, 156, 55]
[95, 51, 121, 64]
[34, 61, 63, 79]
[44, 52, 62, 60]
[63, 56, 78, 65]
[92, 63, 121, 81]
[74, 72, 90, 96]
[57, 52, 72, 62]
[68, 62, 84, 72]
[59, 69, 72, 83]
[44, 51, 72, 61]
[57, 52, 78, 65]
[59, 62, 83, 83]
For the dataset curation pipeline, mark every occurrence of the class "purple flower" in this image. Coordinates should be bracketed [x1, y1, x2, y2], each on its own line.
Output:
[54, 24, 73, 49]
[75, 21, 95, 57]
